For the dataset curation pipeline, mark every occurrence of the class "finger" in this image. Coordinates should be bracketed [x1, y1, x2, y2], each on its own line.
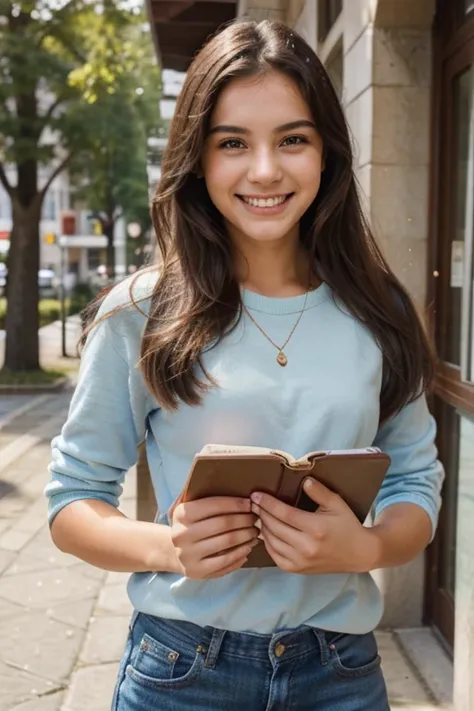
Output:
[300, 478, 342, 511]
[251, 493, 305, 530]
[188, 513, 258, 542]
[195, 526, 259, 559]
[175, 497, 252, 524]
[260, 530, 296, 568]
[257, 508, 304, 548]
[200, 540, 256, 577]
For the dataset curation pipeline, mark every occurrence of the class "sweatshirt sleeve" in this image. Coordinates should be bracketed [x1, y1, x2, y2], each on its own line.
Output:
[372, 394, 444, 541]
[45, 295, 152, 526]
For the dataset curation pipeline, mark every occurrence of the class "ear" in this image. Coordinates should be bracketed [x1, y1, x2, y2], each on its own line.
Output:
[195, 165, 204, 179]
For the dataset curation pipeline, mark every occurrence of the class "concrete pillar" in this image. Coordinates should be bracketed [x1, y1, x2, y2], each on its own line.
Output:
[237, 0, 287, 22]
[340, 0, 435, 628]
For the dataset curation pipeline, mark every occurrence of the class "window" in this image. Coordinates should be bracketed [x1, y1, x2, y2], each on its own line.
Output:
[41, 190, 57, 221]
[319, 0, 342, 42]
[0, 186, 11, 220]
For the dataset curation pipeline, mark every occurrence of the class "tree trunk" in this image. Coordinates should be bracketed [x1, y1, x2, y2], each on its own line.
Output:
[104, 220, 115, 279]
[3, 202, 41, 371]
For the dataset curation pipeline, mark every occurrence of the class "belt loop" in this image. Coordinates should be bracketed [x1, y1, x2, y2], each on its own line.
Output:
[203, 628, 226, 669]
[312, 628, 329, 666]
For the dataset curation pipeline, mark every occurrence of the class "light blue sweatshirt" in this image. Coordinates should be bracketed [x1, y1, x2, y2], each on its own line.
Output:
[45, 271, 444, 634]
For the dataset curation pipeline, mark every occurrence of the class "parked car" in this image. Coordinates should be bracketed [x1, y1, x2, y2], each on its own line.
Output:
[38, 268, 59, 298]
[0, 265, 61, 299]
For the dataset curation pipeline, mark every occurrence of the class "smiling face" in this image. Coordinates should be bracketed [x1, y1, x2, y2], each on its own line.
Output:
[201, 70, 324, 250]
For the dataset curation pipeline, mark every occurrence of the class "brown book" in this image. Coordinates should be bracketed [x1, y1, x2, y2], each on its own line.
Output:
[171, 445, 391, 568]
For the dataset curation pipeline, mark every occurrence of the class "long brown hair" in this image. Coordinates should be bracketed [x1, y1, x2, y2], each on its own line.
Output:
[87, 19, 434, 423]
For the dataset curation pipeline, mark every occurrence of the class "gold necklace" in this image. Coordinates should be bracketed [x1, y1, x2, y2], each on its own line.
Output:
[242, 289, 309, 367]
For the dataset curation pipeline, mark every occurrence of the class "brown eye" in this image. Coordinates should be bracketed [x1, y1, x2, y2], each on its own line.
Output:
[219, 139, 246, 150]
[281, 135, 308, 147]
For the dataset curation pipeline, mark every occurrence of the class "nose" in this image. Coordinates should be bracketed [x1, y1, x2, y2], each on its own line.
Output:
[247, 147, 282, 185]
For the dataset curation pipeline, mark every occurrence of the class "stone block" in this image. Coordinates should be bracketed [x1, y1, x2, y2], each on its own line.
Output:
[0, 659, 59, 711]
[344, 26, 373, 105]
[371, 164, 429, 242]
[343, 0, 375, 53]
[377, 235, 428, 311]
[0, 611, 85, 684]
[12, 691, 65, 711]
[0, 549, 15, 574]
[4, 552, 56, 577]
[62, 663, 120, 711]
[0, 567, 102, 609]
[344, 87, 373, 167]
[47, 597, 97, 631]
[377, 631, 432, 706]
[374, 0, 436, 28]
[79, 615, 130, 665]
[0, 529, 32, 552]
[96, 583, 133, 617]
[372, 86, 430, 165]
[374, 28, 431, 89]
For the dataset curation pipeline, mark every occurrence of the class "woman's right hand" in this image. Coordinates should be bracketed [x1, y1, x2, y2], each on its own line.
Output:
[170, 497, 259, 579]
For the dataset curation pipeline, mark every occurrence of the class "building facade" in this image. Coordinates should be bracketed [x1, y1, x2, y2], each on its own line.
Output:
[239, 2, 474, 708]
[147, 1, 474, 707]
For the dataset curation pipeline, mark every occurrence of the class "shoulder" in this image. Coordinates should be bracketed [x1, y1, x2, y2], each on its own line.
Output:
[97, 268, 158, 319]
[83, 268, 159, 351]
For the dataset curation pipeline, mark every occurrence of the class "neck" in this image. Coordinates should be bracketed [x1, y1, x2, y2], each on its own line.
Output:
[233, 235, 316, 298]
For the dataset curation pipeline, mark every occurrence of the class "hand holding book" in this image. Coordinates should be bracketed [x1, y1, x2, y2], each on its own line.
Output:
[251, 477, 380, 575]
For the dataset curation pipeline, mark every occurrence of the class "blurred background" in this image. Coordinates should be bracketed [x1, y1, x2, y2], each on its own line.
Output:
[0, 1, 473, 710]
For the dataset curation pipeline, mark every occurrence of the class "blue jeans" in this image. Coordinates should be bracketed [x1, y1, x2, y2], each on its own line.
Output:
[112, 612, 390, 710]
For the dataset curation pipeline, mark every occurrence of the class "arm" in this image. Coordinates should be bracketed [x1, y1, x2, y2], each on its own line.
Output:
[45, 293, 173, 572]
[47, 286, 258, 578]
[365, 394, 444, 569]
[253, 394, 444, 575]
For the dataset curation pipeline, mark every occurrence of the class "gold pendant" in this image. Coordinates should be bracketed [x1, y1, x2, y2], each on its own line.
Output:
[277, 351, 288, 367]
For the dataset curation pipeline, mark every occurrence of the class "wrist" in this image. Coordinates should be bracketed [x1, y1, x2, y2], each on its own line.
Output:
[356, 526, 383, 573]
[144, 523, 183, 574]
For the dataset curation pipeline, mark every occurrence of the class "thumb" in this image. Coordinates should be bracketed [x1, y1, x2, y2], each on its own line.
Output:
[302, 478, 343, 511]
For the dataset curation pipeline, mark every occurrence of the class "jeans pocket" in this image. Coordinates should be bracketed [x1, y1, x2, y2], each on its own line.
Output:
[327, 631, 381, 679]
[126, 630, 205, 690]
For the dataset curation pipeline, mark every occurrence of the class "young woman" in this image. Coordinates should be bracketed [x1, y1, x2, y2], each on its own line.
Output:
[46, 19, 444, 711]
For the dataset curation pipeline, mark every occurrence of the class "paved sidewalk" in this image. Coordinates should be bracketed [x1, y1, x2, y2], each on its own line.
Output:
[0, 391, 446, 710]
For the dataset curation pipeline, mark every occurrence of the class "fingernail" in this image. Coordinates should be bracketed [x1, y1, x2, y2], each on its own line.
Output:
[251, 492, 262, 504]
[257, 533, 264, 541]
[304, 478, 313, 490]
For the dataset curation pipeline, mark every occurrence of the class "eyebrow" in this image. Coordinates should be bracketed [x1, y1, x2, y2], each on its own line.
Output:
[208, 120, 316, 135]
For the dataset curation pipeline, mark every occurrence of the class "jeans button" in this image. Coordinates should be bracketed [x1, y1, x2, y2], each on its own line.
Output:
[275, 643, 285, 658]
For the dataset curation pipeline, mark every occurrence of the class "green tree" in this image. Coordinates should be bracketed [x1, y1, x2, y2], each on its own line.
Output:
[70, 23, 162, 276]
[0, 1, 159, 371]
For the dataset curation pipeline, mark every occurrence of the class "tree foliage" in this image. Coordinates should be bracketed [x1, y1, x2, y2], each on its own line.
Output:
[0, 0, 161, 370]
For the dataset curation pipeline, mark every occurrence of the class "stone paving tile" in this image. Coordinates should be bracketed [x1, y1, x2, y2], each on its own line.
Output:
[0, 529, 33, 552]
[95, 583, 133, 617]
[377, 631, 433, 706]
[0, 596, 24, 621]
[47, 598, 98, 631]
[0, 659, 61, 711]
[61, 663, 119, 711]
[0, 566, 102, 609]
[4, 552, 57, 577]
[0, 548, 15, 574]
[79, 615, 129, 666]
[0, 611, 85, 684]
[12, 690, 66, 711]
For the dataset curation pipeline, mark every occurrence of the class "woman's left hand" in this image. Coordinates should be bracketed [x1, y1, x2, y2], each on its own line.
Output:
[251, 478, 378, 575]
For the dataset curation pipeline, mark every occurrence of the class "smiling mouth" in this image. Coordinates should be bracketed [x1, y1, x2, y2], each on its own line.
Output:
[237, 194, 294, 208]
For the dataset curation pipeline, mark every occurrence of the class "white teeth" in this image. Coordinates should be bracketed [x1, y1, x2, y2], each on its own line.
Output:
[242, 195, 287, 208]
